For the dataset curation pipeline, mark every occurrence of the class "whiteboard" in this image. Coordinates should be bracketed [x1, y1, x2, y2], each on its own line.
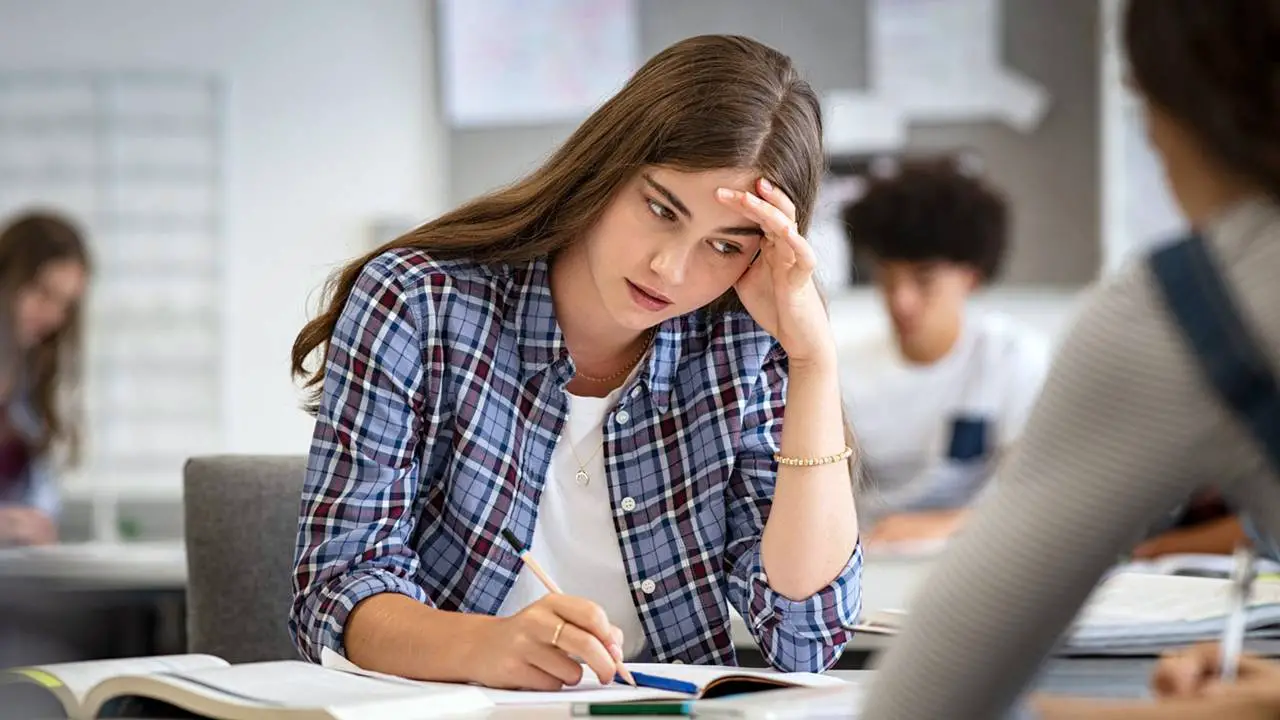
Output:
[438, 0, 639, 127]
[869, 0, 1048, 131]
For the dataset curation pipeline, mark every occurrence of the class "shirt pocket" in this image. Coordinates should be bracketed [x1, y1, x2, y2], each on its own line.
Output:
[946, 415, 991, 462]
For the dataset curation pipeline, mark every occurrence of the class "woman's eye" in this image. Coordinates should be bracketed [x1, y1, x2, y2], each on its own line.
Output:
[710, 239, 743, 256]
[646, 198, 677, 222]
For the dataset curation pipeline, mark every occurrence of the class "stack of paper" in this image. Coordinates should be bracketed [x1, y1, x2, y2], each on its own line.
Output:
[1065, 572, 1280, 651]
[847, 573, 1280, 656]
[1111, 553, 1280, 580]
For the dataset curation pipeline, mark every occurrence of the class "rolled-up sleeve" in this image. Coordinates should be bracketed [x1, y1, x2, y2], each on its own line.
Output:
[723, 349, 863, 672]
[289, 257, 437, 662]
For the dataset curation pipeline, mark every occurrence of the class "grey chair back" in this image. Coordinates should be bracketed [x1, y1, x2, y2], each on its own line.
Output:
[183, 455, 306, 663]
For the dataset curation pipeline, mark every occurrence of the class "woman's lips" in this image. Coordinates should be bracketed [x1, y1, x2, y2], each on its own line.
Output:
[627, 280, 672, 311]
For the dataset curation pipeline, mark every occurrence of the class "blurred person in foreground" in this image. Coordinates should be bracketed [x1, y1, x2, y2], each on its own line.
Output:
[862, 0, 1280, 717]
[0, 211, 90, 547]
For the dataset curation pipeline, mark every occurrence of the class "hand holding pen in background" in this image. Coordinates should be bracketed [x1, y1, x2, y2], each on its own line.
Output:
[1150, 545, 1270, 700]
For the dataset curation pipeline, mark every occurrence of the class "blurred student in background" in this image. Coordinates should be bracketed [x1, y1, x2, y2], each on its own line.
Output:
[0, 211, 90, 547]
[839, 160, 1049, 548]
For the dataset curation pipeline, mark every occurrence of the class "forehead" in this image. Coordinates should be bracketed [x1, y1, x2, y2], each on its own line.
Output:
[34, 259, 85, 294]
[876, 258, 945, 274]
[876, 258, 974, 277]
[641, 166, 758, 196]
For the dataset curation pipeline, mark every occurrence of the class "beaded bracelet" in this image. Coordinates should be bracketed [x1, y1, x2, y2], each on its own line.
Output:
[773, 446, 854, 467]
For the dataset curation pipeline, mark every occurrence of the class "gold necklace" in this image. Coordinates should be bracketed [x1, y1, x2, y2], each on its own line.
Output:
[574, 328, 656, 384]
[567, 329, 655, 486]
[569, 442, 603, 487]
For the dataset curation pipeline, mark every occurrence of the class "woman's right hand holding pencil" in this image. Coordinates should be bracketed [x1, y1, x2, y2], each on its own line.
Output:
[463, 594, 627, 690]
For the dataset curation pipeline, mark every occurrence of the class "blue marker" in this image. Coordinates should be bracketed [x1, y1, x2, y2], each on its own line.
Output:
[615, 670, 700, 695]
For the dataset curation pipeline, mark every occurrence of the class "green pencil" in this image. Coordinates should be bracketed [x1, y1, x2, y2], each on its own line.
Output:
[571, 701, 694, 716]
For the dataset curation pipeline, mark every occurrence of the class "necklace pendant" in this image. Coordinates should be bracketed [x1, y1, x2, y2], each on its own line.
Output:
[574, 469, 590, 487]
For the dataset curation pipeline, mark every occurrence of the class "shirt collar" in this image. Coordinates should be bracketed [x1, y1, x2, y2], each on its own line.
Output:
[643, 313, 693, 414]
[511, 257, 566, 381]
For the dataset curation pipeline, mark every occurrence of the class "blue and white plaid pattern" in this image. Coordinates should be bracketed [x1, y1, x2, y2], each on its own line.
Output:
[290, 248, 862, 672]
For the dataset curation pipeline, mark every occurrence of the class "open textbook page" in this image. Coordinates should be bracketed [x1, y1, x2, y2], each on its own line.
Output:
[3, 655, 492, 720]
[82, 660, 492, 720]
[320, 647, 844, 705]
[11, 654, 228, 712]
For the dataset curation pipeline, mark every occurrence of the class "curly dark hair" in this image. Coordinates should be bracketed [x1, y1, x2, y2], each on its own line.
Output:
[840, 158, 1009, 283]
[1124, 0, 1280, 199]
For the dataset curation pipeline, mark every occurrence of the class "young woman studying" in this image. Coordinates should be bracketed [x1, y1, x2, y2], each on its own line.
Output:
[0, 211, 90, 547]
[861, 2, 1280, 718]
[288, 35, 862, 691]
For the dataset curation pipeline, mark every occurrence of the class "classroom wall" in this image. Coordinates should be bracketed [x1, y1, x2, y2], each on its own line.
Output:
[0, 0, 1096, 503]
[446, 0, 1101, 287]
[0, 0, 446, 471]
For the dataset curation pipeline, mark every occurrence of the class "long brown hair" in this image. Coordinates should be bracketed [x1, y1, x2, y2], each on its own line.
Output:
[1124, 0, 1280, 199]
[291, 35, 861, 480]
[293, 35, 825, 405]
[0, 211, 90, 461]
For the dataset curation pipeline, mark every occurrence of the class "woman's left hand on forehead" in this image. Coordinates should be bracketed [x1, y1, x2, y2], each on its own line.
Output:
[717, 178, 836, 368]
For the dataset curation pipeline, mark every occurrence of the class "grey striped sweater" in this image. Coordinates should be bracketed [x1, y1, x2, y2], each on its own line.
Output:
[860, 197, 1280, 719]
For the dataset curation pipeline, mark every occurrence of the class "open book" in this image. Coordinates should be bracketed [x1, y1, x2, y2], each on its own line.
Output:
[0, 654, 493, 720]
[2, 651, 849, 719]
[1065, 571, 1280, 651]
[321, 648, 846, 705]
[693, 683, 868, 720]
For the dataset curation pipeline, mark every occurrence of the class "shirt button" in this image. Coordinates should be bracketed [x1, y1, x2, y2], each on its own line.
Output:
[671, 659, 684, 665]
[621, 496, 637, 512]
[615, 410, 631, 425]
[630, 386, 642, 399]
[641, 579, 656, 594]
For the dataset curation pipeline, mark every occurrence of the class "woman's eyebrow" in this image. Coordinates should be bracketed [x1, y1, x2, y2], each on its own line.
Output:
[642, 173, 763, 236]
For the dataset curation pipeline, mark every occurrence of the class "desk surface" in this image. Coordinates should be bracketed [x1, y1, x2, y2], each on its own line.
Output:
[0, 541, 187, 591]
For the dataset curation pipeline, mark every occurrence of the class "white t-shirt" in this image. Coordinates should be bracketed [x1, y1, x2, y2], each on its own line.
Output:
[841, 312, 1051, 525]
[496, 382, 648, 660]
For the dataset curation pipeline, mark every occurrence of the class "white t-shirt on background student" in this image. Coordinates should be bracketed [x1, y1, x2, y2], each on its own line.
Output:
[842, 312, 1051, 528]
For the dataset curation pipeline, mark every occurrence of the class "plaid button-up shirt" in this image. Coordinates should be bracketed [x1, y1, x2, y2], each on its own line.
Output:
[290, 248, 863, 672]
